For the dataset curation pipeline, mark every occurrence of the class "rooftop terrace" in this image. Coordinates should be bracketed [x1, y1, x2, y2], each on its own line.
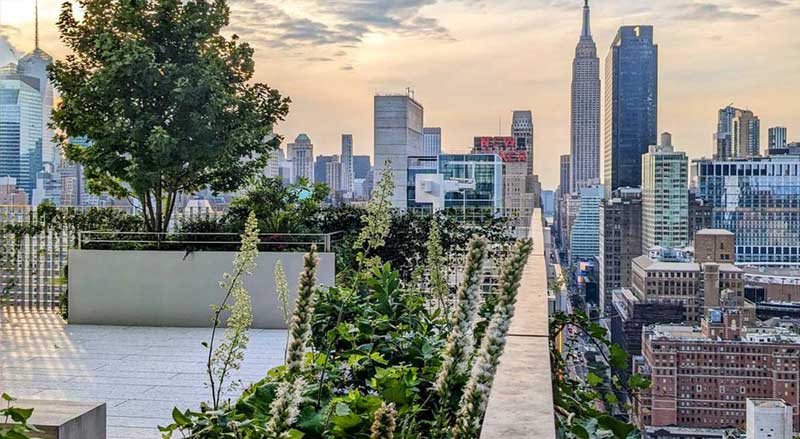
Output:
[0, 311, 287, 439]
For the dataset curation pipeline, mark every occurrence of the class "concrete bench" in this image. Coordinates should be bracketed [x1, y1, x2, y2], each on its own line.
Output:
[1, 400, 106, 439]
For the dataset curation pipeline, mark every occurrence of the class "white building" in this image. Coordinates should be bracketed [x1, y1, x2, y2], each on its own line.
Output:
[642, 132, 689, 253]
[746, 399, 793, 439]
[373, 93, 424, 209]
[287, 134, 314, 183]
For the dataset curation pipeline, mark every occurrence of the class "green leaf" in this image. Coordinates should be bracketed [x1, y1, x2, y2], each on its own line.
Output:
[586, 373, 604, 387]
[171, 407, 191, 426]
[609, 344, 628, 370]
[2, 393, 12, 402]
[334, 402, 351, 417]
[286, 429, 305, 439]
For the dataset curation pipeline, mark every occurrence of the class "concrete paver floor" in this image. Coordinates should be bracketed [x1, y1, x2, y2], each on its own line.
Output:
[0, 310, 287, 439]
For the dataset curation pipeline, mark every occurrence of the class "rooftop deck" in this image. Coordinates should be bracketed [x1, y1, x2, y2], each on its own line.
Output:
[0, 310, 287, 439]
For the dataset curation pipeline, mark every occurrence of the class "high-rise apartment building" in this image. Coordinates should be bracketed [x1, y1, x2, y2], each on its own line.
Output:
[768, 126, 788, 151]
[693, 153, 800, 264]
[559, 154, 571, 196]
[0, 76, 43, 198]
[715, 106, 760, 159]
[603, 25, 658, 197]
[287, 134, 314, 183]
[642, 133, 689, 253]
[374, 93, 424, 209]
[570, 0, 601, 191]
[599, 187, 642, 315]
[341, 134, 354, 193]
[635, 308, 800, 432]
[570, 185, 604, 262]
[423, 127, 442, 156]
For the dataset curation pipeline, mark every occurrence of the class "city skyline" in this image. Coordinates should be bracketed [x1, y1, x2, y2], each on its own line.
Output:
[1, 0, 800, 189]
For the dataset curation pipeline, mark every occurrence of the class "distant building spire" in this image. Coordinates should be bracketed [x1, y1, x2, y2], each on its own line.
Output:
[581, 0, 592, 38]
[35, 0, 39, 50]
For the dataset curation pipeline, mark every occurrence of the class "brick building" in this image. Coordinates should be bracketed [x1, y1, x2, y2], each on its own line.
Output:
[635, 308, 800, 431]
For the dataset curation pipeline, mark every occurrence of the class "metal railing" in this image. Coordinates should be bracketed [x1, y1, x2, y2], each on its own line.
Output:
[78, 231, 344, 252]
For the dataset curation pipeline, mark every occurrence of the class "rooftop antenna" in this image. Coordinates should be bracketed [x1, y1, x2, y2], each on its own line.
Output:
[35, 0, 39, 50]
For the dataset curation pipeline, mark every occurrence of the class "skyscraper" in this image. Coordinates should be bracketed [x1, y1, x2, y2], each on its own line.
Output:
[0, 77, 43, 198]
[341, 134, 354, 193]
[17, 0, 56, 167]
[603, 26, 658, 198]
[511, 111, 534, 176]
[314, 154, 337, 185]
[641, 133, 689, 253]
[374, 93, 424, 209]
[694, 152, 800, 264]
[423, 127, 441, 156]
[768, 126, 788, 151]
[287, 134, 314, 183]
[715, 106, 760, 159]
[570, 0, 601, 191]
[570, 185, 604, 262]
[559, 154, 571, 197]
[599, 187, 642, 315]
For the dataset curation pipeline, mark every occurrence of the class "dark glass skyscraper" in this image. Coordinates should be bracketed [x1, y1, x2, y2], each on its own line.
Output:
[603, 26, 658, 197]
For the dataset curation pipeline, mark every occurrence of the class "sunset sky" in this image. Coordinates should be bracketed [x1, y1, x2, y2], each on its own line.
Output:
[2, 0, 799, 189]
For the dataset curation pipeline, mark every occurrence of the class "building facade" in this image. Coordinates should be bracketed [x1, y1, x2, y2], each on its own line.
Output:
[287, 134, 314, 183]
[423, 127, 442, 156]
[631, 253, 744, 323]
[511, 110, 534, 177]
[374, 93, 424, 209]
[341, 134, 354, 193]
[693, 154, 800, 264]
[407, 154, 503, 214]
[560, 154, 571, 197]
[599, 187, 643, 315]
[636, 309, 800, 432]
[472, 136, 534, 221]
[642, 133, 689, 253]
[768, 127, 788, 151]
[715, 106, 760, 159]
[747, 399, 793, 439]
[570, 185, 604, 262]
[570, 0, 601, 191]
[603, 25, 658, 197]
[0, 76, 42, 198]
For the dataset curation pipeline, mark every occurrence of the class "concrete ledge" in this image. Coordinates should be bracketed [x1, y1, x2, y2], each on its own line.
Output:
[480, 209, 556, 439]
[3, 400, 106, 439]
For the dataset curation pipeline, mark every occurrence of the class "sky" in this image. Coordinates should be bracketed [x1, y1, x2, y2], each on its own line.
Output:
[1, 0, 799, 189]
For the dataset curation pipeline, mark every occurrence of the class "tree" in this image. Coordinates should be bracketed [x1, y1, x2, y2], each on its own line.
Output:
[50, 0, 291, 233]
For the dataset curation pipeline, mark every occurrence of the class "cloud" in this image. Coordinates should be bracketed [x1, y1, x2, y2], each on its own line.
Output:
[227, 0, 453, 51]
[314, 0, 452, 39]
[0, 24, 21, 38]
[341, 65, 355, 71]
[334, 50, 347, 56]
[673, 2, 759, 21]
[306, 56, 334, 62]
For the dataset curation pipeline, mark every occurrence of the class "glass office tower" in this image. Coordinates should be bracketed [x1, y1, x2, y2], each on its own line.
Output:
[603, 26, 658, 197]
[694, 154, 800, 264]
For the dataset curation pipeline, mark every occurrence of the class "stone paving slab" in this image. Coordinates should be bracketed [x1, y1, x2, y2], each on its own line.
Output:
[0, 311, 287, 439]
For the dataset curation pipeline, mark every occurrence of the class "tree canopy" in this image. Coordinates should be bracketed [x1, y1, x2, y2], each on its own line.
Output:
[49, 0, 290, 232]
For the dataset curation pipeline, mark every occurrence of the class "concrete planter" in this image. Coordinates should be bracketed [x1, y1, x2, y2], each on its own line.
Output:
[68, 250, 335, 329]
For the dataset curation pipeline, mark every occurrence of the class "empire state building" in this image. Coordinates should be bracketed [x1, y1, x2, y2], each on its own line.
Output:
[570, 0, 601, 192]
